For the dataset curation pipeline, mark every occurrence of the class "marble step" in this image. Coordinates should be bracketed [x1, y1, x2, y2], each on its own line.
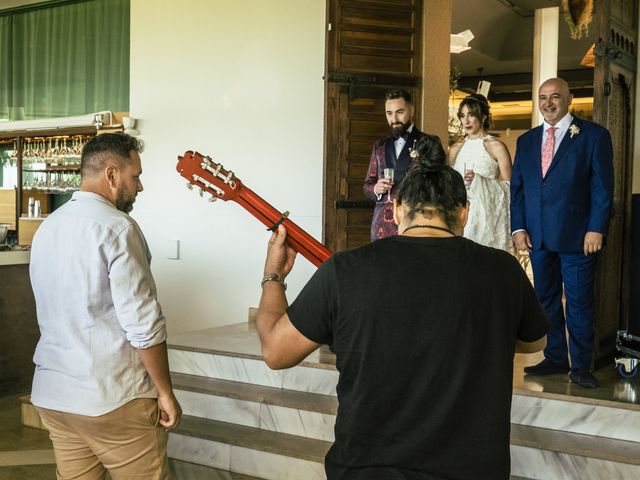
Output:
[170, 345, 640, 445]
[168, 342, 338, 396]
[172, 372, 337, 441]
[511, 390, 640, 444]
[169, 416, 572, 480]
[25, 394, 623, 480]
[169, 415, 329, 480]
[510, 424, 640, 480]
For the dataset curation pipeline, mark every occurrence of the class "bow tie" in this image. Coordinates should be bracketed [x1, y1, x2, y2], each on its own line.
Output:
[394, 131, 409, 141]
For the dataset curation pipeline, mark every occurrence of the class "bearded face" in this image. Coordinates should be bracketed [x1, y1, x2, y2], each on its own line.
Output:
[385, 98, 414, 138]
[113, 151, 143, 214]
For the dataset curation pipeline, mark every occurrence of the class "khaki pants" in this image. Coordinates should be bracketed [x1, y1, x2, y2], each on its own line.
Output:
[36, 397, 170, 480]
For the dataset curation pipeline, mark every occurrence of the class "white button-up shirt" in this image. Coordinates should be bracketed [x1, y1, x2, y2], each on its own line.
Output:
[542, 112, 573, 156]
[30, 191, 167, 416]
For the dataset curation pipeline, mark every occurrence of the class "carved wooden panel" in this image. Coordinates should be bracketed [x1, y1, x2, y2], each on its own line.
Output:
[592, 0, 637, 368]
[611, 0, 636, 29]
[594, 70, 632, 367]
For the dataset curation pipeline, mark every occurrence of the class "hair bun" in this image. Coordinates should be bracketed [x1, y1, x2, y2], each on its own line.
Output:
[414, 135, 446, 170]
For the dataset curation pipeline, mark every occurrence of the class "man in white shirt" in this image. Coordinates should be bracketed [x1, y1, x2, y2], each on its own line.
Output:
[510, 78, 614, 388]
[30, 133, 181, 479]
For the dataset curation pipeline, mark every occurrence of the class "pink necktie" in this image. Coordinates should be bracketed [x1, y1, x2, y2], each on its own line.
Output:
[541, 127, 557, 177]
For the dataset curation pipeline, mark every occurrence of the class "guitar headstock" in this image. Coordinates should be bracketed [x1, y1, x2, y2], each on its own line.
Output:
[176, 150, 243, 202]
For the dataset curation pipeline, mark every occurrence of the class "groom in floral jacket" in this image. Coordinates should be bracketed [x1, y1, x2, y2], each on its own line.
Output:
[364, 89, 439, 241]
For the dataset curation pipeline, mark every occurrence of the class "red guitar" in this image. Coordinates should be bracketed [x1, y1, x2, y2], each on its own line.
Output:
[176, 150, 332, 267]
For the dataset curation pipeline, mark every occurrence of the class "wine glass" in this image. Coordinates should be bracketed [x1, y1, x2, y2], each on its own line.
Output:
[383, 168, 394, 202]
[463, 162, 474, 190]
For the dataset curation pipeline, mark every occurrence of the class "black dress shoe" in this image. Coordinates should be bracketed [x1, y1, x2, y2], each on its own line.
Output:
[569, 370, 599, 388]
[524, 359, 570, 375]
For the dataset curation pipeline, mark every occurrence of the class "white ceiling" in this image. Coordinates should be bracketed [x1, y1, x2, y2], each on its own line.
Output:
[452, 0, 596, 78]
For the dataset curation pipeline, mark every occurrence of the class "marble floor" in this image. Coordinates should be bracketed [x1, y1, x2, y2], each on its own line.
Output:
[514, 351, 640, 407]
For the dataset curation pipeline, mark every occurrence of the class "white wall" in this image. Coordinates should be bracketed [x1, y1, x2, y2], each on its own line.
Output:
[130, 0, 326, 334]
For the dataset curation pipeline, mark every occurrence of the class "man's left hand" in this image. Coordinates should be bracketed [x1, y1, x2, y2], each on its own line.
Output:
[264, 225, 297, 278]
[583, 231, 604, 256]
[157, 392, 182, 431]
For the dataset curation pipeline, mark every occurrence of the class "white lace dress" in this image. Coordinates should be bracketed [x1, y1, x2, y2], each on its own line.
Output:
[453, 136, 513, 254]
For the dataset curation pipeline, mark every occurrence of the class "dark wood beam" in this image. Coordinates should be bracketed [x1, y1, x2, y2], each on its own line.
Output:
[457, 69, 595, 102]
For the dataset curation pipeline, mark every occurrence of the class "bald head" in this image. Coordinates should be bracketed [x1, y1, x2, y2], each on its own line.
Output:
[538, 78, 573, 126]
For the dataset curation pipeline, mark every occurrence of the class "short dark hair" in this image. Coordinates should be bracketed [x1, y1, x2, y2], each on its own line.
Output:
[458, 94, 491, 131]
[397, 137, 467, 230]
[81, 133, 143, 177]
[385, 89, 413, 104]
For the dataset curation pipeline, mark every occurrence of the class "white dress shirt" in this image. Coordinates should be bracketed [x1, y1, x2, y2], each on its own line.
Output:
[542, 113, 573, 156]
[393, 124, 414, 158]
[30, 191, 167, 416]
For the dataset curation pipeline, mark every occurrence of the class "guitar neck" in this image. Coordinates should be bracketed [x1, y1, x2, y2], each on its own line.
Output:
[234, 187, 332, 267]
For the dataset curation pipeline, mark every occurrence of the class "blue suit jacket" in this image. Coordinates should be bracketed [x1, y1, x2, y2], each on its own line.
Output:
[510, 117, 614, 253]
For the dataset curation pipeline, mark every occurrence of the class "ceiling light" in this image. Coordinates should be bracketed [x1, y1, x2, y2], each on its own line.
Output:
[450, 30, 474, 54]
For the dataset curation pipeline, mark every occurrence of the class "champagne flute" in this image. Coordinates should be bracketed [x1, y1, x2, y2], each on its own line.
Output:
[463, 162, 474, 190]
[383, 168, 394, 203]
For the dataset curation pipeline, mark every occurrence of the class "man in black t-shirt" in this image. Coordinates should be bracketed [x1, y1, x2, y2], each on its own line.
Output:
[256, 157, 548, 480]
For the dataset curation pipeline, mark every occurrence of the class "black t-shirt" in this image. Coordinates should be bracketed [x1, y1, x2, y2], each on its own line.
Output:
[287, 235, 548, 480]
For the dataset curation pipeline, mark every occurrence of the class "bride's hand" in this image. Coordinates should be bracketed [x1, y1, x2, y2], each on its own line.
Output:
[464, 170, 475, 188]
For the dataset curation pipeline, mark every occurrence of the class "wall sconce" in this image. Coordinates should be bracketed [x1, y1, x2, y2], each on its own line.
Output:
[123, 117, 140, 136]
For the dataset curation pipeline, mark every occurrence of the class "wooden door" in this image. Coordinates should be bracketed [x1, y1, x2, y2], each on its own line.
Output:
[324, 0, 423, 252]
[592, 0, 637, 368]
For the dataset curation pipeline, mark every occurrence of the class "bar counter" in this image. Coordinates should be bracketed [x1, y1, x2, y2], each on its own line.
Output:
[0, 249, 30, 266]
[0, 249, 38, 394]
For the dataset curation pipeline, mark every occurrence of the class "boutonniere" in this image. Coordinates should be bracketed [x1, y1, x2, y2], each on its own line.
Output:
[569, 124, 580, 138]
[409, 139, 419, 158]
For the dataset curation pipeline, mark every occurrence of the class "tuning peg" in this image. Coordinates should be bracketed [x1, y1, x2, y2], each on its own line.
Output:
[199, 188, 204, 197]
[186, 182, 193, 190]
[208, 194, 217, 202]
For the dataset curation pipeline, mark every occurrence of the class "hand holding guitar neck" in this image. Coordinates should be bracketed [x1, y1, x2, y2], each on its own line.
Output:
[176, 150, 332, 267]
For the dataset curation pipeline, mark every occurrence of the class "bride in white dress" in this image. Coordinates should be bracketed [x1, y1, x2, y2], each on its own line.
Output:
[449, 94, 514, 253]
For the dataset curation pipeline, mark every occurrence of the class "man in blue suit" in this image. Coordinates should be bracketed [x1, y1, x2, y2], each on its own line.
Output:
[511, 77, 614, 388]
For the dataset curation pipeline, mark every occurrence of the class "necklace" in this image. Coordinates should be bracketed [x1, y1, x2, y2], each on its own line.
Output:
[401, 224, 457, 236]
